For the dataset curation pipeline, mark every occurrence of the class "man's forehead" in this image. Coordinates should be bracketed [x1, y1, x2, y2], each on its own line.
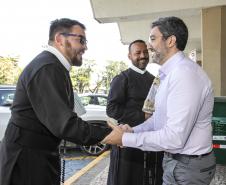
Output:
[131, 42, 147, 51]
[71, 25, 85, 35]
[149, 26, 161, 37]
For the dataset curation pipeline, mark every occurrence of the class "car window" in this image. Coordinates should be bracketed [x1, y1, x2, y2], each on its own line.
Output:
[89, 97, 98, 105]
[0, 90, 15, 106]
[80, 96, 91, 106]
[79, 95, 108, 106]
[97, 96, 107, 106]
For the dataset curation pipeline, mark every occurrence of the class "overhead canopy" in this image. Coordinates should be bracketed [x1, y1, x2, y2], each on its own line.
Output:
[90, 0, 226, 95]
[90, 0, 226, 56]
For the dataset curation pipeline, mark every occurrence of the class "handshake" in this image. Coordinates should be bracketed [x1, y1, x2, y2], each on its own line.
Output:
[102, 118, 133, 146]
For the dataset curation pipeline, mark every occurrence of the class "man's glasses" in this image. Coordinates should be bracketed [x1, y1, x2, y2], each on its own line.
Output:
[60, 32, 87, 45]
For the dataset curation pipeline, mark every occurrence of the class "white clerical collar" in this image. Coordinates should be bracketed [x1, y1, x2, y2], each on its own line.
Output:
[130, 64, 146, 74]
[45, 45, 72, 71]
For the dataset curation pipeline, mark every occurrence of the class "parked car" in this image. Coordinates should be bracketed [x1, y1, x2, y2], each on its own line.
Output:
[78, 93, 109, 156]
[0, 85, 15, 141]
[0, 85, 109, 156]
[79, 93, 108, 106]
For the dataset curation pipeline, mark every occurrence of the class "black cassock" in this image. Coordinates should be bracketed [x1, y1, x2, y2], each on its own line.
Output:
[107, 68, 163, 185]
[0, 51, 111, 185]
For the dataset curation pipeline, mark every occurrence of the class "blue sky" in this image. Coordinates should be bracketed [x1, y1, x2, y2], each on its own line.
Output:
[0, 0, 129, 67]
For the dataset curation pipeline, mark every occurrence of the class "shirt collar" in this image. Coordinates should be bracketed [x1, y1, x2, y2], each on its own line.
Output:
[159, 51, 185, 80]
[130, 64, 147, 74]
[45, 45, 72, 71]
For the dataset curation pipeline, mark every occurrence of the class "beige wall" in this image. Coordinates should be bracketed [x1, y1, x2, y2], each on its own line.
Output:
[222, 6, 226, 95]
[202, 6, 226, 96]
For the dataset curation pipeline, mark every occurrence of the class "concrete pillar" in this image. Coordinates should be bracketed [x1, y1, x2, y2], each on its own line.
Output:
[202, 6, 226, 96]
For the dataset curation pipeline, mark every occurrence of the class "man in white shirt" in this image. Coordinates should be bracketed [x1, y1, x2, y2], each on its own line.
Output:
[103, 16, 216, 185]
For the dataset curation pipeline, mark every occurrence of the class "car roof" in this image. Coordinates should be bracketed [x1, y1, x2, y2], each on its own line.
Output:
[0, 85, 16, 90]
[78, 93, 108, 97]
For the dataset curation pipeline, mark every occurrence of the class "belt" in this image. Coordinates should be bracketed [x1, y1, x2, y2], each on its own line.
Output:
[165, 151, 212, 160]
[5, 123, 60, 151]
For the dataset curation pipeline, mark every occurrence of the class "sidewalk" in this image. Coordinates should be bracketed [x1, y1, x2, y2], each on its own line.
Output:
[64, 151, 110, 185]
[67, 151, 226, 185]
[74, 153, 109, 185]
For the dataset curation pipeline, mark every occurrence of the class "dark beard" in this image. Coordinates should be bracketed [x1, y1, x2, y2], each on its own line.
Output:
[71, 55, 82, 66]
[65, 40, 83, 66]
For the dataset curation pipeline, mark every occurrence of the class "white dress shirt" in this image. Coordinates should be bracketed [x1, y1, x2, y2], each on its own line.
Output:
[122, 51, 214, 155]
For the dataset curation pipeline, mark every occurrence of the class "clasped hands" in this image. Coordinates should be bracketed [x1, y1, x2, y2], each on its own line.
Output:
[102, 122, 133, 146]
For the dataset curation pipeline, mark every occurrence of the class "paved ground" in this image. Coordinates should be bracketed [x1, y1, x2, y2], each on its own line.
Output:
[64, 158, 93, 180]
[72, 154, 226, 185]
[210, 165, 226, 185]
[60, 149, 96, 182]
[72, 153, 109, 185]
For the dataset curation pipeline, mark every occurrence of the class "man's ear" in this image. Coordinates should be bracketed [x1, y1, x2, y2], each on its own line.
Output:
[55, 33, 63, 46]
[168, 35, 177, 48]
[128, 53, 132, 60]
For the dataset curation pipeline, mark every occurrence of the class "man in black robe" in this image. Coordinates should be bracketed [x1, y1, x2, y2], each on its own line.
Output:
[107, 40, 163, 185]
[0, 18, 111, 185]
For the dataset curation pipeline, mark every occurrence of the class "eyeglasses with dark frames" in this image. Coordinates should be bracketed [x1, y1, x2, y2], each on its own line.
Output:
[60, 32, 87, 45]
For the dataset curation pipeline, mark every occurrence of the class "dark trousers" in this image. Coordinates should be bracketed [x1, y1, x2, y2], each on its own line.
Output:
[107, 146, 163, 185]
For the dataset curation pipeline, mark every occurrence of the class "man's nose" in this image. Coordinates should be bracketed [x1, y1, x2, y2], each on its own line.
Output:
[83, 44, 88, 50]
[140, 52, 146, 58]
[147, 43, 154, 52]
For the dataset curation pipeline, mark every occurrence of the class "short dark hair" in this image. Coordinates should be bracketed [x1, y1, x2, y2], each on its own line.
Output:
[128, 40, 146, 52]
[48, 18, 86, 43]
[151, 16, 188, 51]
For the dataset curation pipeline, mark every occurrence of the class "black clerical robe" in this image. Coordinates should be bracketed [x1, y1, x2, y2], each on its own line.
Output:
[107, 68, 163, 185]
[0, 51, 111, 185]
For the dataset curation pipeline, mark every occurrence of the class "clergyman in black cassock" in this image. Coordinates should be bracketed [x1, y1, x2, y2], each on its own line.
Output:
[107, 40, 163, 185]
[0, 18, 111, 185]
